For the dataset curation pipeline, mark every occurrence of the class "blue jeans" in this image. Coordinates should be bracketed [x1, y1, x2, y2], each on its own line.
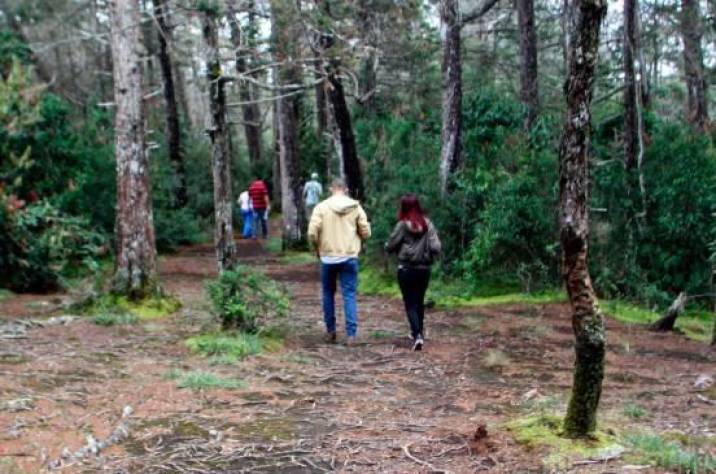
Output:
[252, 209, 268, 239]
[241, 210, 253, 238]
[321, 258, 359, 337]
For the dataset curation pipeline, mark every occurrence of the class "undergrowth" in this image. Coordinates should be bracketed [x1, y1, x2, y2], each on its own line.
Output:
[92, 312, 138, 326]
[164, 369, 245, 390]
[79, 293, 181, 320]
[624, 432, 716, 472]
[186, 330, 284, 364]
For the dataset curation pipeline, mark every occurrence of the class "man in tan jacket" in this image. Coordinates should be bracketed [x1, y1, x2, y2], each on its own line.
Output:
[308, 179, 371, 345]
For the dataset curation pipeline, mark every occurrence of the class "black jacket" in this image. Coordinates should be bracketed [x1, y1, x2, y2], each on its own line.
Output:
[385, 219, 442, 269]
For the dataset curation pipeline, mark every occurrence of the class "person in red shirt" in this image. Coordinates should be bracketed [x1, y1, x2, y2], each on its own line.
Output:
[248, 177, 270, 239]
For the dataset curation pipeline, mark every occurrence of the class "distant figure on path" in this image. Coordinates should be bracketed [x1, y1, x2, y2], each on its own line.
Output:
[385, 194, 441, 351]
[303, 172, 323, 219]
[248, 177, 270, 239]
[308, 179, 371, 346]
[238, 189, 253, 238]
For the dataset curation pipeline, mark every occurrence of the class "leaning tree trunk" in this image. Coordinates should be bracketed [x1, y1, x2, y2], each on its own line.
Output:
[517, 0, 539, 130]
[271, 0, 304, 247]
[650, 292, 688, 331]
[228, 0, 263, 167]
[680, 0, 710, 131]
[202, 12, 237, 272]
[314, 51, 328, 137]
[439, 0, 463, 196]
[109, 0, 160, 299]
[154, 0, 187, 208]
[559, 0, 607, 438]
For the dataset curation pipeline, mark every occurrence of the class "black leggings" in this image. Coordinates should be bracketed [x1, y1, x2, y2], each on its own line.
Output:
[397, 267, 431, 339]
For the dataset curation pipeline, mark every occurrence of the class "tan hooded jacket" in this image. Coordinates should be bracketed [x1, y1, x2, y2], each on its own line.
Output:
[308, 194, 371, 258]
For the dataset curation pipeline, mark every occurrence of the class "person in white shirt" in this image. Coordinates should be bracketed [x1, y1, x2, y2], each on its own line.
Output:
[238, 189, 253, 238]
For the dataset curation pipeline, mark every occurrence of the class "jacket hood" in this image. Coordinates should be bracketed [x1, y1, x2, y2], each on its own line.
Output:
[326, 194, 359, 215]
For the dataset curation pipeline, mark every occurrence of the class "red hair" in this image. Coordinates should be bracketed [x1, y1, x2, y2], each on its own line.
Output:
[398, 194, 427, 232]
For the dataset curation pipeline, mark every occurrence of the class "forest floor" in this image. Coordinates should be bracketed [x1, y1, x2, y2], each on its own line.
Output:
[1, 234, 715, 473]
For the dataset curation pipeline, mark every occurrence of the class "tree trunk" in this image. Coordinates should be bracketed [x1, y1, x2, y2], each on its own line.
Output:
[325, 61, 365, 201]
[271, 0, 304, 247]
[109, 0, 160, 299]
[623, 0, 639, 170]
[559, 0, 607, 438]
[314, 51, 328, 137]
[154, 0, 187, 208]
[439, 0, 463, 196]
[650, 292, 688, 331]
[202, 12, 237, 272]
[228, 0, 263, 167]
[680, 0, 710, 131]
[517, 0, 539, 130]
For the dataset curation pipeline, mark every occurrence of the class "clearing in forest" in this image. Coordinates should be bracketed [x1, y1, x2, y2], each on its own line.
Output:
[0, 238, 714, 473]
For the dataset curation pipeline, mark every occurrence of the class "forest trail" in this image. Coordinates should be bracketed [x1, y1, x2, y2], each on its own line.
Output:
[1, 237, 715, 473]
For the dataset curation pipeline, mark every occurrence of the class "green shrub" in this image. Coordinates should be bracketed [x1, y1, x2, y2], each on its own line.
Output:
[0, 199, 106, 291]
[186, 331, 282, 363]
[206, 266, 289, 331]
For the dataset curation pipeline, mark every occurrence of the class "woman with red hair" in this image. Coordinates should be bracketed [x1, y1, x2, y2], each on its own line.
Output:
[385, 194, 442, 351]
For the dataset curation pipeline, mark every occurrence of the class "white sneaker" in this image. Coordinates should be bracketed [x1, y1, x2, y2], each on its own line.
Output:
[412, 335, 424, 351]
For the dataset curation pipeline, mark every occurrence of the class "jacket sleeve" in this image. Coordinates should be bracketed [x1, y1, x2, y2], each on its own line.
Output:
[384, 222, 404, 254]
[356, 205, 371, 240]
[307, 204, 323, 247]
[428, 221, 442, 255]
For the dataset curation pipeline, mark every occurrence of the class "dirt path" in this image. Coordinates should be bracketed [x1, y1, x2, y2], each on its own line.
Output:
[1, 238, 715, 473]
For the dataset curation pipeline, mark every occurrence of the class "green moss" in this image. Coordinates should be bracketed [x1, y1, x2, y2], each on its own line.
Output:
[80, 293, 181, 321]
[186, 331, 283, 363]
[602, 300, 713, 343]
[506, 413, 621, 469]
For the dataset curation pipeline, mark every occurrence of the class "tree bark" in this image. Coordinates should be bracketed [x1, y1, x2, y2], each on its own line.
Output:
[109, 0, 160, 299]
[325, 60, 365, 201]
[228, 0, 263, 167]
[650, 292, 688, 331]
[517, 0, 539, 130]
[623, 0, 639, 170]
[154, 0, 187, 208]
[680, 0, 710, 131]
[439, 0, 463, 196]
[202, 12, 237, 272]
[314, 51, 328, 137]
[558, 0, 607, 438]
[271, 0, 304, 247]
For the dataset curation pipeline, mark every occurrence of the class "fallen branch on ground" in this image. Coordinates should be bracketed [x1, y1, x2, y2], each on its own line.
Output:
[402, 443, 454, 474]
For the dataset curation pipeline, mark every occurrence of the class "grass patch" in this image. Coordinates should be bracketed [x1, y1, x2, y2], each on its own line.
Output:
[186, 331, 283, 363]
[0, 289, 14, 302]
[165, 369, 245, 390]
[624, 432, 716, 472]
[280, 251, 317, 265]
[506, 413, 622, 469]
[359, 264, 565, 308]
[602, 300, 713, 343]
[264, 236, 283, 254]
[91, 312, 138, 326]
[623, 403, 647, 420]
[369, 329, 398, 340]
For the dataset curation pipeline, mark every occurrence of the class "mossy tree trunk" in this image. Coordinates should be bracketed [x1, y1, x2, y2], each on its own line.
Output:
[438, 0, 462, 196]
[558, 0, 607, 438]
[109, 0, 160, 300]
[202, 11, 237, 272]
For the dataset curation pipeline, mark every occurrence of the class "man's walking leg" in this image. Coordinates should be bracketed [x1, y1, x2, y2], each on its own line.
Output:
[339, 259, 359, 338]
[321, 263, 337, 337]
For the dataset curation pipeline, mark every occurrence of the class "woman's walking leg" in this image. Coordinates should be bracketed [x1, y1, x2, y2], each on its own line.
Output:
[398, 268, 420, 339]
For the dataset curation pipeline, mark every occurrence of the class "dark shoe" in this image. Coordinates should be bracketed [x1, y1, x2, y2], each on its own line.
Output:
[412, 335, 424, 351]
[345, 336, 358, 347]
[324, 332, 337, 344]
